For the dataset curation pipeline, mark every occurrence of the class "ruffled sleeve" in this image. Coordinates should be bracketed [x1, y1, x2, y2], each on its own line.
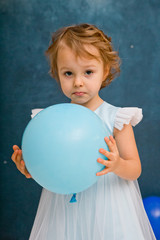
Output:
[114, 107, 143, 130]
[31, 109, 44, 119]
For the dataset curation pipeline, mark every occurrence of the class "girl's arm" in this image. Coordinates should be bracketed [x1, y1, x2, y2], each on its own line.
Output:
[97, 123, 142, 180]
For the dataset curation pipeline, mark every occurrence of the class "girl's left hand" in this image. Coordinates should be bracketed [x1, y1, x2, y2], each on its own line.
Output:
[96, 135, 121, 176]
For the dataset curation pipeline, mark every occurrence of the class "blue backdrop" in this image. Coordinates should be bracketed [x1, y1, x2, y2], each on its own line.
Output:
[0, 0, 160, 239]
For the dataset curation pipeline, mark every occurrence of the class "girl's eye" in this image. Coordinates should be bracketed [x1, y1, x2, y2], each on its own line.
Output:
[64, 71, 72, 76]
[85, 70, 93, 75]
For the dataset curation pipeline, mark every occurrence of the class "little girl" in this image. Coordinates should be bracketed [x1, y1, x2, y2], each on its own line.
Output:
[11, 23, 156, 239]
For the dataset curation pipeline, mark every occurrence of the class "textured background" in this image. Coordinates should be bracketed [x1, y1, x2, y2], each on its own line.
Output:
[0, 0, 160, 239]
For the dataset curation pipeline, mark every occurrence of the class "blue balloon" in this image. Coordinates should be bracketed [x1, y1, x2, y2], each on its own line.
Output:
[22, 103, 109, 194]
[143, 196, 160, 239]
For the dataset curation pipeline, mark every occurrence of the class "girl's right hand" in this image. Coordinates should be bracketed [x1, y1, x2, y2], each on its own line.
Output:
[11, 145, 32, 178]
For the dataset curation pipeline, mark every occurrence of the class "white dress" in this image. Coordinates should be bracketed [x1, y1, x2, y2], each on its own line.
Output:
[29, 101, 156, 240]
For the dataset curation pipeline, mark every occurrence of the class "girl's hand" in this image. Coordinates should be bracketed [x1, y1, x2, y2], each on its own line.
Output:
[11, 145, 32, 179]
[96, 136, 121, 176]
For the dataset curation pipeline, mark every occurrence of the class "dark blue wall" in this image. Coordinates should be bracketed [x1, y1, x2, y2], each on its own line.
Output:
[0, 0, 160, 239]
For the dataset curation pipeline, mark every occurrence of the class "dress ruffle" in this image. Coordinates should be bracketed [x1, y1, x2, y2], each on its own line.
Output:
[114, 107, 143, 131]
[31, 109, 43, 119]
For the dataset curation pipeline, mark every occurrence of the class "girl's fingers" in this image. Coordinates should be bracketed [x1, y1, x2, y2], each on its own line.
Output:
[17, 150, 22, 162]
[11, 146, 20, 163]
[11, 150, 18, 163]
[18, 160, 32, 178]
[18, 155, 26, 173]
[11, 147, 32, 178]
[19, 160, 25, 171]
[22, 163, 32, 178]
[13, 145, 20, 151]
[26, 175, 31, 179]
[104, 136, 115, 152]
[97, 158, 111, 167]
[99, 148, 113, 160]
[12, 150, 24, 171]
[96, 168, 110, 176]
[19, 158, 32, 178]
[109, 135, 115, 142]
[25, 172, 32, 179]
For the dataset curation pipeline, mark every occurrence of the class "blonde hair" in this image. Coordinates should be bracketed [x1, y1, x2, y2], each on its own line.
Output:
[45, 23, 121, 89]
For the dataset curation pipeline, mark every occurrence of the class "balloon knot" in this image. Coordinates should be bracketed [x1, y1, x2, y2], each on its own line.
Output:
[70, 193, 77, 203]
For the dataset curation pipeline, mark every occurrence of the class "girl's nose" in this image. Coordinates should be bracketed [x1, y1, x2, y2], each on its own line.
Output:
[74, 76, 84, 87]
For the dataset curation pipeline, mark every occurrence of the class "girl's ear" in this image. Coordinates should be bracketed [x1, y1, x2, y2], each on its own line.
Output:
[103, 64, 110, 81]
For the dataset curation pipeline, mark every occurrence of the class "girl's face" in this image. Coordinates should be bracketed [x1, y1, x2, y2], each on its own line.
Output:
[57, 44, 108, 110]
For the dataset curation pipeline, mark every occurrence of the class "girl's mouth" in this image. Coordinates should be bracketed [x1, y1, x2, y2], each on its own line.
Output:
[73, 92, 85, 96]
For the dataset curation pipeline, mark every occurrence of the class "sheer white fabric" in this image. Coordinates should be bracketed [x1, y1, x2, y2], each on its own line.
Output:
[29, 102, 156, 240]
[114, 107, 143, 130]
[31, 109, 43, 119]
